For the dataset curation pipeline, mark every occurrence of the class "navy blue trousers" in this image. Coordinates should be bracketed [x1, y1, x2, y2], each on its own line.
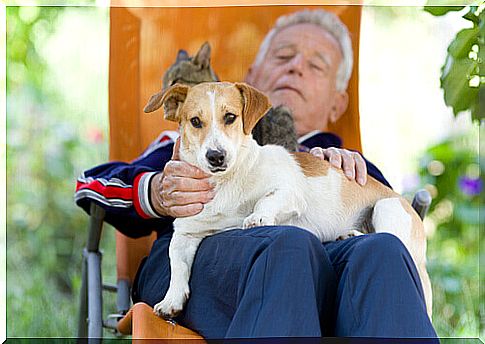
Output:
[132, 226, 437, 339]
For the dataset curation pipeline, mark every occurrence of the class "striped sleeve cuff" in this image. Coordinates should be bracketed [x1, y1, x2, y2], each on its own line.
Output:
[133, 172, 161, 219]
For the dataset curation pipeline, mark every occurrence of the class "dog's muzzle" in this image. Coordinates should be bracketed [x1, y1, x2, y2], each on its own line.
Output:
[206, 149, 227, 172]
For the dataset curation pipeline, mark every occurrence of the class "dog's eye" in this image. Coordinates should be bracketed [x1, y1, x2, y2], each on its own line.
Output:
[190, 117, 202, 128]
[224, 113, 237, 125]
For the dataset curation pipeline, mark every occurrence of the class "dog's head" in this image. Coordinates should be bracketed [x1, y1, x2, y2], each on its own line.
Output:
[144, 82, 271, 175]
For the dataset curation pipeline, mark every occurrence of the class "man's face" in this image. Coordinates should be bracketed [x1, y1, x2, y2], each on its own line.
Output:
[246, 23, 348, 137]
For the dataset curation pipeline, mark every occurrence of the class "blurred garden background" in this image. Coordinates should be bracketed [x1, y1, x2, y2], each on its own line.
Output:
[5, 3, 484, 339]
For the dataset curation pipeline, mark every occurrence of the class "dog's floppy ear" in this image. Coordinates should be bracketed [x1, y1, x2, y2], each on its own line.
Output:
[235, 82, 272, 135]
[143, 84, 189, 123]
[161, 84, 190, 122]
[143, 90, 165, 113]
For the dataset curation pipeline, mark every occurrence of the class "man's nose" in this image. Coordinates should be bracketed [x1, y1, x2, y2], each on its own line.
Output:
[287, 54, 304, 76]
[206, 149, 226, 167]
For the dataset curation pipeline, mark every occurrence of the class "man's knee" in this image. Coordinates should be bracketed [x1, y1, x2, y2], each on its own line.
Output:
[261, 226, 335, 275]
[351, 232, 410, 262]
[269, 226, 323, 250]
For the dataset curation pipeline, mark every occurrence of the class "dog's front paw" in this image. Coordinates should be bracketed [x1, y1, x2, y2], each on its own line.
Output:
[153, 287, 189, 319]
[243, 213, 275, 229]
[337, 230, 365, 241]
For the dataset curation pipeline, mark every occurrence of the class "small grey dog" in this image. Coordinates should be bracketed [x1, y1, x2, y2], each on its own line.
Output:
[252, 105, 298, 152]
[146, 42, 298, 152]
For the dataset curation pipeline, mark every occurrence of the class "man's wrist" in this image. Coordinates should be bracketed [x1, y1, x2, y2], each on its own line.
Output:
[149, 172, 169, 217]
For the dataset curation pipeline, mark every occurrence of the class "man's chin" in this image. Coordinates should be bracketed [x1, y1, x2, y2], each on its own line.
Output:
[269, 95, 300, 112]
[271, 88, 305, 102]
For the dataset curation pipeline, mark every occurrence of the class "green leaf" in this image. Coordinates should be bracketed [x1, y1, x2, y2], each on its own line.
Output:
[441, 56, 479, 116]
[470, 85, 484, 122]
[480, 10, 485, 42]
[462, 10, 479, 24]
[448, 27, 479, 58]
[424, 6, 465, 16]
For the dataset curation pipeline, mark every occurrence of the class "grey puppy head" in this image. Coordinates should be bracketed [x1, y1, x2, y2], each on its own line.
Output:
[162, 42, 219, 91]
[252, 105, 298, 152]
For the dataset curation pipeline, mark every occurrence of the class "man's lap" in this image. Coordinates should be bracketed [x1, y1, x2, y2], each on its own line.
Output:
[132, 226, 335, 336]
[131, 226, 434, 337]
[132, 225, 330, 307]
[131, 227, 404, 310]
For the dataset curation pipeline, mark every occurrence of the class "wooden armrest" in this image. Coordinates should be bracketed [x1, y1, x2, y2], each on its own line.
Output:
[117, 304, 134, 335]
[117, 302, 205, 341]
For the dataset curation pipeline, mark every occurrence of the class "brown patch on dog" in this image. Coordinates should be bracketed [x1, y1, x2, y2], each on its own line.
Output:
[339, 171, 397, 230]
[292, 152, 329, 177]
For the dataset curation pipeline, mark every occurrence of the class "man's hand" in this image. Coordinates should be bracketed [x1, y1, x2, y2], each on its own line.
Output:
[150, 138, 215, 218]
[309, 147, 367, 186]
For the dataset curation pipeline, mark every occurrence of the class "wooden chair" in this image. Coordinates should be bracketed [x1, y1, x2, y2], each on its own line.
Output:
[77, 3, 431, 342]
[110, 6, 361, 339]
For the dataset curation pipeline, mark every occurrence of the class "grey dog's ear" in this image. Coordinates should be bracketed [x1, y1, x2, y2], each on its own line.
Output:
[143, 84, 190, 123]
[176, 49, 190, 62]
[193, 42, 211, 69]
[234, 82, 272, 135]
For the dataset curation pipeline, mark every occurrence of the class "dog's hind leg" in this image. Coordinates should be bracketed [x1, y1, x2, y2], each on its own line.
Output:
[371, 197, 432, 318]
[371, 198, 413, 250]
[154, 232, 202, 318]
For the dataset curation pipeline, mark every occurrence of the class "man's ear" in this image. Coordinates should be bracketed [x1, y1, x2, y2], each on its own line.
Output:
[143, 84, 189, 123]
[235, 82, 272, 135]
[330, 91, 349, 123]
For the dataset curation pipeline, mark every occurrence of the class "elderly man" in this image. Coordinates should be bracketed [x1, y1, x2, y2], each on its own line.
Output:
[75, 9, 437, 338]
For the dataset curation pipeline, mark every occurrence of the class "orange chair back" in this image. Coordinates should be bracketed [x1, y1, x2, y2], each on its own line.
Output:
[109, 5, 362, 284]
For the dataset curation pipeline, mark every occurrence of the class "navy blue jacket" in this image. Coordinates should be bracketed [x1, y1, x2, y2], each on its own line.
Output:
[75, 131, 391, 238]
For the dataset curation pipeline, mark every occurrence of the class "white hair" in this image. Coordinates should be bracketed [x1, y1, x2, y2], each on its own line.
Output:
[253, 9, 353, 92]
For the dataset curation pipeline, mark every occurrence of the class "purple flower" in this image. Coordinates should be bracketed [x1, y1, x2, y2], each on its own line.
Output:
[458, 176, 483, 196]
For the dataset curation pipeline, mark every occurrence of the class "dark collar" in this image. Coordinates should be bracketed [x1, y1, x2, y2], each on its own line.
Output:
[299, 131, 343, 150]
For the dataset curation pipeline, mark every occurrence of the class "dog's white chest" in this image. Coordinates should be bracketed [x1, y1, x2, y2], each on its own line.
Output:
[173, 177, 261, 235]
[209, 179, 260, 221]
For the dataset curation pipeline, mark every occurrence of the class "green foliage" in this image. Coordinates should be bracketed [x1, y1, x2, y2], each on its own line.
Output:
[422, 5, 483, 334]
[6, 6, 115, 337]
[412, 129, 483, 336]
[424, 4, 484, 122]
[424, 6, 465, 16]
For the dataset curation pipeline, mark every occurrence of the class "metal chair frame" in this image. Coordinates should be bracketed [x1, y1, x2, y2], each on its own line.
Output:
[77, 203, 131, 343]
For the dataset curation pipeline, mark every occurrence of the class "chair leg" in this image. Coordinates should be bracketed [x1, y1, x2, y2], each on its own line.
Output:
[117, 278, 131, 315]
[87, 249, 103, 343]
[77, 255, 88, 340]
[77, 202, 106, 343]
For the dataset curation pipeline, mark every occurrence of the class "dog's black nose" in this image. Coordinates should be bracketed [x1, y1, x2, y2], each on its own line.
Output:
[206, 149, 226, 167]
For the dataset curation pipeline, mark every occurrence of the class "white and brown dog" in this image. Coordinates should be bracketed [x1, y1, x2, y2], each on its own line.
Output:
[144, 81, 432, 319]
